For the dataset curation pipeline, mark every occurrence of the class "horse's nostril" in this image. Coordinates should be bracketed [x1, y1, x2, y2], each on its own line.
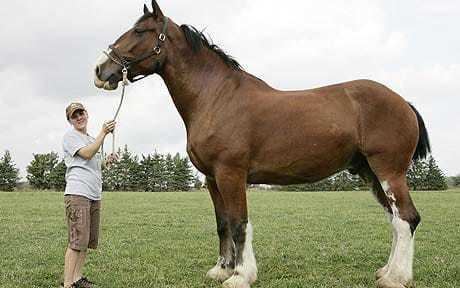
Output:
[95, 65, 101, 77]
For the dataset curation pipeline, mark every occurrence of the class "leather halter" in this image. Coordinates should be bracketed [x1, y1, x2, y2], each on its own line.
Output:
[104, 16, 169, 83]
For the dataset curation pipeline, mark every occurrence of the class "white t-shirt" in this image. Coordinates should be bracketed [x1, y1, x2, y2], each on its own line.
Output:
[62, 128, 102, 200]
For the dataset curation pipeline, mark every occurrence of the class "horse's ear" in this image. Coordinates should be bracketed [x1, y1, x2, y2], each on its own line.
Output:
[151, 0, 164, 18]
[143, 4, 150, 14]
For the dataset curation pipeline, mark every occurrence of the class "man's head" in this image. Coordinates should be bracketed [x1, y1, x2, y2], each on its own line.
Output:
[66, 102, 88, 131]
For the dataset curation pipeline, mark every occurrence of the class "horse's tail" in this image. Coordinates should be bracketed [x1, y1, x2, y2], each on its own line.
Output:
[407, 102, 431, 161]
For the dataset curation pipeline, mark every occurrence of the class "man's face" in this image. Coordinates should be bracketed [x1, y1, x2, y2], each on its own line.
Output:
[69, 109, 88, 131]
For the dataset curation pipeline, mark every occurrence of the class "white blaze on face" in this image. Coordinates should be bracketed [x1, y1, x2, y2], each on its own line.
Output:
[379, 181, 414, 284]
[96, 48, 111, 67]
[94, 49, 116, 90]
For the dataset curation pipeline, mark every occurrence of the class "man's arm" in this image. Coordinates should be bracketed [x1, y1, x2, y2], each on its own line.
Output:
[77, 121, 116, 160]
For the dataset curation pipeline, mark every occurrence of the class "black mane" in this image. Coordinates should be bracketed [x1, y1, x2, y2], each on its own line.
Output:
[180, 25, 243, 71]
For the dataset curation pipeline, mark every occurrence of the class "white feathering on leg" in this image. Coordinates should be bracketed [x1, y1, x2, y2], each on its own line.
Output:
[223, 221, 257, 288]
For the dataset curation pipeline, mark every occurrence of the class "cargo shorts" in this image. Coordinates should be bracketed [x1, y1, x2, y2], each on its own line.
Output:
[64, 195, 101, 252]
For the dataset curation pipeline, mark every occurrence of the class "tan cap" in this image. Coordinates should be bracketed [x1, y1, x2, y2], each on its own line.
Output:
[66, 102, 86, 120]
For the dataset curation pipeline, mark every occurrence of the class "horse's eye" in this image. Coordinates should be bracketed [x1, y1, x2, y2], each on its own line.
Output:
[134, 28, 144, 34]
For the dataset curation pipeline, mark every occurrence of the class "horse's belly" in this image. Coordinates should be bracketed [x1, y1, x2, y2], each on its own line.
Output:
[248, 134, 357, 185]
[248, 160, 346, 185]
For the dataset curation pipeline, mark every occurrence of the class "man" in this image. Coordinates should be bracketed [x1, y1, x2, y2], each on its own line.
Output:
[62, 102, 117, 288]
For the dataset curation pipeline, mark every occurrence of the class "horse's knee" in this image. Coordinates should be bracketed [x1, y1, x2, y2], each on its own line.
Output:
[380, 179, 420, 235]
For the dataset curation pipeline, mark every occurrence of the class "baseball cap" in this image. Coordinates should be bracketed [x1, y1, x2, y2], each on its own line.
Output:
[66, 102, 86, 120]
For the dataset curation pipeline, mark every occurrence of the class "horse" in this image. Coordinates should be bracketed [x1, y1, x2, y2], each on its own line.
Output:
[94, 2, 430, 287]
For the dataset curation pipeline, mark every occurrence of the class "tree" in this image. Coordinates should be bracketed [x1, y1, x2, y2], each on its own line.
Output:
[26, 152, 59, 189]
[424, 155, 448, 190]
[407, 159, 428, 190]
[407, 155, 447, 190]
[49, 160, 67, 191]
[138, 152, 167, 192]
[163, 153, 176, 191]
[0, 150, 20, 191]
[102, 146, 140, 191]
[171, 153, 194, 191]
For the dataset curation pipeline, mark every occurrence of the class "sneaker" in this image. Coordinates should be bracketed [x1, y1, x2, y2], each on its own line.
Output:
[74, 277, 95, 288]
[60, 283, 78, 288]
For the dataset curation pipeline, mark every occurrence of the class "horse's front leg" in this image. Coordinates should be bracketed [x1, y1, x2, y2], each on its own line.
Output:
[214, 167, 257, 288]
[206, 177, 235, 282]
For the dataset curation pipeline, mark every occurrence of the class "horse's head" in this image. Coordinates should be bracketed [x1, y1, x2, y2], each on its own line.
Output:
[94, 0, 169, 90]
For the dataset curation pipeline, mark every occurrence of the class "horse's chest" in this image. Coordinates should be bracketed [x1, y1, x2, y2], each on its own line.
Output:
[186, 141, 214, 176]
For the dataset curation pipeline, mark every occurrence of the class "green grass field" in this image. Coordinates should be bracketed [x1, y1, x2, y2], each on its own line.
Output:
[0, 190, 459, 288]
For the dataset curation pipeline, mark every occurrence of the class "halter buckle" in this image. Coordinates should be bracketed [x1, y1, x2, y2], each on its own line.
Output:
[154, 46, 161, 55]
[122, 67, 129, 85]
[159, 33, 166, 42]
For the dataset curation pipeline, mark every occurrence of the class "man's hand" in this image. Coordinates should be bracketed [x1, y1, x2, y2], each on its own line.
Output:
[102, 120, 116, 135]
[105, 153, 119, 167]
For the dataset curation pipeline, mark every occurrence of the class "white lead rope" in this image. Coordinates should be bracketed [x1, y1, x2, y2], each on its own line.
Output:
[101, 68, 129, 159]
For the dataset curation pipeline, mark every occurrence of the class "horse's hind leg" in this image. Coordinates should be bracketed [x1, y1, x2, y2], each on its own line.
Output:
[367, 156, 420, 288]
[371, 179, 398, 280]
[356, 165, 397, 280]
[206, 177, 235, 282]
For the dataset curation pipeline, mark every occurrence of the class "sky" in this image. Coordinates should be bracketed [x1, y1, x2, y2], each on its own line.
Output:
[0, 0, 459, 179]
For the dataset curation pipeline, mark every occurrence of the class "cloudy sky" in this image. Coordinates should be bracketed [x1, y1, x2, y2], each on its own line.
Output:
[1, 0, 458, 179]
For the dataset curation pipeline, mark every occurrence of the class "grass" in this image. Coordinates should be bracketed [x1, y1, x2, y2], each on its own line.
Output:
[0, 189, 459, 288]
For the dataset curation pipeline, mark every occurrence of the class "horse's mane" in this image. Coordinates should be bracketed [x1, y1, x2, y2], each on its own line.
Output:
[180, 25, 243, 71]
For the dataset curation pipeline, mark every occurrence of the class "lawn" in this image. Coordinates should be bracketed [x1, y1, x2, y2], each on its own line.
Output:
[0, 189, 459, 288]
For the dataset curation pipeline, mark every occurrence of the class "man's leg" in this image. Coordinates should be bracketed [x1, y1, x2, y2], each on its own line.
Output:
[64, 195, 91, 287]
[64, 247, 80, 287]
[73, 250, 87, 282]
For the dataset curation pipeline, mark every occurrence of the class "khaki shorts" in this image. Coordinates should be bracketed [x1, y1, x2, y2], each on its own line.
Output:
[65, 195, 101, 251]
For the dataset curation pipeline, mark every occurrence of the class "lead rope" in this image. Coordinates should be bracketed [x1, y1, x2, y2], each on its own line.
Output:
[101, 67, 129, 160]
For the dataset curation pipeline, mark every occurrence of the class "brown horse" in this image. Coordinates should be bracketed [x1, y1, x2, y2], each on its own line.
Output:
[94, 2, 430, 288]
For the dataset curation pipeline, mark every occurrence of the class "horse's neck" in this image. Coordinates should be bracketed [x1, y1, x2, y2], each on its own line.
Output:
[160, 49, 243, 126]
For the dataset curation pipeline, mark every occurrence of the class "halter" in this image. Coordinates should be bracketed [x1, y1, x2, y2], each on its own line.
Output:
[103, 16, 169, 83]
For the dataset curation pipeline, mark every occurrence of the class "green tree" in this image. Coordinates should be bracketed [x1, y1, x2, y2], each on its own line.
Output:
[26, 152, 59, 189]
[425, 155, 448, 190]
[407, 159, 428, 190]
[138, 152, 166, 192]
[171, 153, 194, 191]
[0, 150, 20, 191]
[49, 160, 67, 191]
[163, 153, 175, 191]
[407, 156, 447, 190]
[102, 146, 140, 191]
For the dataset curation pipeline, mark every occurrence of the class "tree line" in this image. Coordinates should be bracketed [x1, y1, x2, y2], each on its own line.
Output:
[0, 149, 453, 191]
[274, 155, 448, 191]
[0, 147, 201, 192]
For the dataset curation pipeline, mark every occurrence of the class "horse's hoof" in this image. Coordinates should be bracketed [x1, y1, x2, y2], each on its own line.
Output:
[206, 265, 233, 282]
[375, 265, 388, 279]
[376, 276, 414, 288]
[247, 270, 257, 285]
[222, 274, 250, 288]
